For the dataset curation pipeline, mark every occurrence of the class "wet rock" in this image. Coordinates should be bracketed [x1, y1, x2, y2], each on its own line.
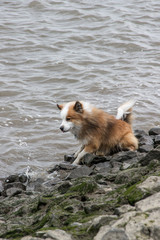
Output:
[6, 187, 23, 197]
[5, 174, 28, 184]
[48, 162, 77, 174]
[64, 154, 75, 163]
[66, 165, 93, 179]
[57, 181, 72, 194]
[140, 145, 160, 166]
[134, 129, 148, 139]
[111, 151, 138, 162]
[155, 135, 160, 145]
[138, 135, 153, 146]
[149, 127, 160, 135]
[82, 153, 111, 167]
[138, 144, 153, 153]
[93, 161, 112, 174]
[94, 227, 129, 240]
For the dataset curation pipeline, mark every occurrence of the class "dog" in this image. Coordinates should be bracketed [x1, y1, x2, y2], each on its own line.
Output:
[57, 100, 138, 165]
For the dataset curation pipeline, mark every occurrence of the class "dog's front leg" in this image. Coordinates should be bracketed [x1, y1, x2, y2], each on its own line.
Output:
[74, 145, 84, 158]
[72, 149, 87, 165]
[72, 143, 99, 165]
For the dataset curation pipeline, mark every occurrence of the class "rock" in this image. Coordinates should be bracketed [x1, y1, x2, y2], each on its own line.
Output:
[140, 145, 160, 166]
[21, 237, 42, 240]
[5, 174, 27, 184]
[138, 135, 153, 146]
[115, 204, 135, 216]
[66, 165, 93, 179]
[64, 154, 75, 163]
[138, 144, 153, 153]
[82, 153, 111, 167]
[111, 151, 138, 162]
[94, 227, 129, 240]
[138, 176, 160, 193]
[134, 129, 148, 139]
[93, 161, 112, 174]
[124, 210, 160, 240]
[6, 187, 22, 197]
[44, 229, 73, 240]
[57, 181, 72, 194]
[58, 163, 77, 170]
[48, 162, 77, 173]
[149, 127, 160, 135]
[155, 135, 160, 145]
[88, 214, 118, 233]
[114, 167, 149, 185]
[110, 161, 122, 172]
[135, 192, 160, 212]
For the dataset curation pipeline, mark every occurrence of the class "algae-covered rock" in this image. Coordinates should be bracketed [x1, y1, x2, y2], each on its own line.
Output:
[114, 167, 149, 185]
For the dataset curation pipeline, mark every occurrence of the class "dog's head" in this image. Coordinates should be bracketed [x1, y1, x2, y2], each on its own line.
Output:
[57, 101, 84, 133]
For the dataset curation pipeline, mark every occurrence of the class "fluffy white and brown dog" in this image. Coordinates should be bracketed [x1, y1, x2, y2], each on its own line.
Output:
[57, 100, 138, 165]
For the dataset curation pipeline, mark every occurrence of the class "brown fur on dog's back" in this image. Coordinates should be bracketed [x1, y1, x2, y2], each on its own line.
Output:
[72, 106, 138, 154]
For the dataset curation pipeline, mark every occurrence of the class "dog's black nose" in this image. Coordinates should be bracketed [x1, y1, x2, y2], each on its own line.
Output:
[60, 126, 64, 132]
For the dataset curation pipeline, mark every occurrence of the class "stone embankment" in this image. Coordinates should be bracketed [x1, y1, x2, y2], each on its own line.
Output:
[0, 127, 160, 240]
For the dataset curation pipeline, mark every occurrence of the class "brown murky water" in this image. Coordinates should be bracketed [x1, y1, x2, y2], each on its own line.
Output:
[0, 0, 160, 177]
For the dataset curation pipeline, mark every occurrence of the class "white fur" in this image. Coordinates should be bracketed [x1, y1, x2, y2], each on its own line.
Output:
[60, 102, 73, 132]
[116, 99, 136, 120]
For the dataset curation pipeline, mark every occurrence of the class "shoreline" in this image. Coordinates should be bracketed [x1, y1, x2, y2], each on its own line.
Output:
[0, 127, 160, 240]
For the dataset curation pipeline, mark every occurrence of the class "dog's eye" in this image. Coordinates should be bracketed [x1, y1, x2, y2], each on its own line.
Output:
[66, 117, 71, 121]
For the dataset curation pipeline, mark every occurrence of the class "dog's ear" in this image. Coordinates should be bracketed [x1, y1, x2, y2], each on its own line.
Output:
[57, 104, 63, 110]
[74, 101, 83, 113]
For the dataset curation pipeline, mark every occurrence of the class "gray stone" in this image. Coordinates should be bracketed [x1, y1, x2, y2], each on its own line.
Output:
[155, 135, 160, 145]
[64, 154, 75, 163]
[111, 151, 138, 162]
[44, 229, 73, 240]
[138, 144, 153, 153]
[48, 162, 77, 173]
[6, 187, 22, 197]
[94, 227, 129, 240]
[82, 153, 111, 167]
[66, 165, 93, 179]
[115, 204, 135, 216]
[149, 127, 160, 135]
[138, 176, 160, 193]
[88, 215, 118, 233]
[140, 145, 160, 166]
[4, 182, 26, 191]
[135, 192, 160, 212]
[21, 237, 42, 240]
[114, 167, 149, 185]
[138, 135, 153, 146]
[124, 210, 160, 240]
[134, 129, 148, 139]
[57, 181, 72, 194]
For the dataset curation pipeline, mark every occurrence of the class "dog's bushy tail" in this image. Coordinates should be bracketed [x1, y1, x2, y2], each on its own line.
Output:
[116, 99, 136, 124]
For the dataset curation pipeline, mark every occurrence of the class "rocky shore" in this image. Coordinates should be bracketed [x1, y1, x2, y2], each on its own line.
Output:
[0, 127, 160, 240]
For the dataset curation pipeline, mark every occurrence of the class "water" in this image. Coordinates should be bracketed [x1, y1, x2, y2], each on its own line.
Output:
[0, 0, 160, 177]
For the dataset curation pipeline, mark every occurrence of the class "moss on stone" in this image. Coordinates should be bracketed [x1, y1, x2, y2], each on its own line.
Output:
[124, 183, 150, 205]
[69, 179, 97, 195]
